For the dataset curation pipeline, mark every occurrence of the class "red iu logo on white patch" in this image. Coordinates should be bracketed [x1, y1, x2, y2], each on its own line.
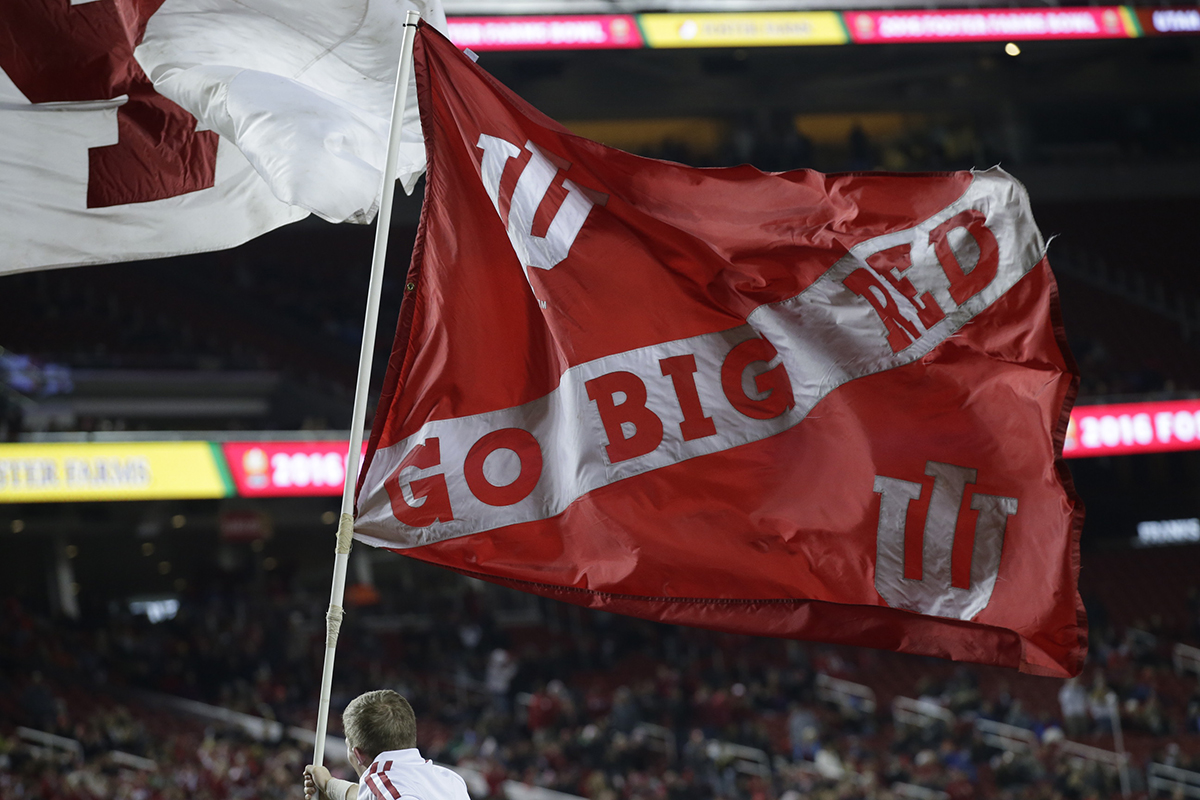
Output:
[475, 134, 597, 275]
[873, 460, 1018, 620]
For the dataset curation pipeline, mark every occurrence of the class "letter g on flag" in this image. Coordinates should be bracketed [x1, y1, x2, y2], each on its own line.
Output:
[476, 134, 595, 274]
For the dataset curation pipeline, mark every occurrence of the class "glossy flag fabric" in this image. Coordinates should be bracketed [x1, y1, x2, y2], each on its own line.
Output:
[355, 23, 1086, 677]
[136, 0, 446, 223]
[0, 0, 442, 275]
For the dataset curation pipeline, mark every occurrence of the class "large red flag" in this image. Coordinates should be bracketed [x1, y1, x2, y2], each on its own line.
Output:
[355, 23, 1085, 677]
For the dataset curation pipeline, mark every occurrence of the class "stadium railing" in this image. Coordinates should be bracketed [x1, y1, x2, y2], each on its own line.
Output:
[967, 716, 1131, 793]
[153, 693, 290, 744]
[974, 718, 1040, 753]
[1057, 739, 1128, 770]
[777, 753, 863, 784]
[108, 750, 158, 772]
[891, 696, 955, 729]
[815, 672, 877, 714]
[631, 722, 676, 762]
[898, 698, 1141, 797]
[783, 755, 952, 799]
[16, 726, 157, 773]
[1174, 642, 1200, 678]
[1147, 762, 1200, 799]
[891, 783, 951, 800]
[705, 740, 771, 778]
[145, 690, 589, 800]
[16, 726, 83, 764]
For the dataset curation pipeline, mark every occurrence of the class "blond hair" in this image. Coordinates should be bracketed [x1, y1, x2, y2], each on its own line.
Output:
[342, 690, 417, 759]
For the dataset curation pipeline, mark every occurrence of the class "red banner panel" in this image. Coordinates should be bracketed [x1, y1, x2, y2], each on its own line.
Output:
[447, 15, 643, 51]
[845, 7, 1135, 43]
[222, 441, 364, 497]
[1065, 399, 1200, 458]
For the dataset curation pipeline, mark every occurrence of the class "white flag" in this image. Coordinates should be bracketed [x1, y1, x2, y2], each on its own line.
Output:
[0, 0, 443, 275]
[137, 0, 447, 223]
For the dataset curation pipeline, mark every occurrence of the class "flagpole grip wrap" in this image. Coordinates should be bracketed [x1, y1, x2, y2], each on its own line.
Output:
[312, 8, 421, 769]
[336, 513, 355, 555]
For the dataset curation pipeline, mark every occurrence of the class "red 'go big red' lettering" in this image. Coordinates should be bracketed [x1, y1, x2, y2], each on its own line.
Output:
[383, 334, 797, 524]
[719, 338, 795, 421]
[843, 208, 1001, 353]
[843, 243, 946, 353]
[931, 209, 1000, 305]
[1, 0, 218, 207]
[384, 438, 453, 527]
[659, 354, 717, 442]
[585, 338, 793, 465]
[364, 173, 1049, 541]
[584, 371, 665, 464]
[463, 428, 543, 507]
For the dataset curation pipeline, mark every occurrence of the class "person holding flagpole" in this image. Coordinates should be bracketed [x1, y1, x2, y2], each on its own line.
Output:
[304, 689, 471, 800]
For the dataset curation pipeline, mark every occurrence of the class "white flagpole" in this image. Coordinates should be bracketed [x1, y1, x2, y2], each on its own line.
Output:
[313, 8, 421, 768]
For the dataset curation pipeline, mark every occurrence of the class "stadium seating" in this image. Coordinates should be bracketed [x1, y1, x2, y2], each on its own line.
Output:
[3, 543, 1198, 800]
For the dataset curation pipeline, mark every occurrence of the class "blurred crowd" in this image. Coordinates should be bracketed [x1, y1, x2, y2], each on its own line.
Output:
[637, 104, 1200, 176]
[3, 557, 1199, 800]
[1, 694, 309, 800]
[1070, 335, 1188, 400]
[0, 247, 390, 436]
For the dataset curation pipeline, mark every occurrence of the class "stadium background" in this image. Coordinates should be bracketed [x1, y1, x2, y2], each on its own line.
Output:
[2, 2, 1200, 798]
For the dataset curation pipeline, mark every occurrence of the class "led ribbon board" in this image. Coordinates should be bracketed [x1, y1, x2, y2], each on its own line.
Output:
[447, 15, 643, 51]
[843, 7, 1138, 43]
[222, 441, 365, 497]
[0, 442, 231, 502]
[638, 12, 848, 48]
[1065, 399, 1200, 458]
[442, 8, 1173, 52]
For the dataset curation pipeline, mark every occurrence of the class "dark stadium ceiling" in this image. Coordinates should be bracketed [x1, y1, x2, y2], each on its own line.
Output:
[475, 36, 1200, 119]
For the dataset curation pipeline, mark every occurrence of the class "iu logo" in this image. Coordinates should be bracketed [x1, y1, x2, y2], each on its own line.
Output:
[873, 461, 1018, 621]
[476, 134, 596, 274]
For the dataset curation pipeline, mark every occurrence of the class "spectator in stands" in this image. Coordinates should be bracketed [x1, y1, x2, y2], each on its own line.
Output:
[7, 577, 1200, 800]
[1059, 677, 1089, 738]
[486, 648, 517, 716]
[609, 686, 640, 735]
[1088, 672, 1115, 734]
[848, 124, 873, 170]
[305, 689, 470, 800]
[526, 681, 564, 738]
[19, 671, 58, 731]
[787, 702, 819, 760]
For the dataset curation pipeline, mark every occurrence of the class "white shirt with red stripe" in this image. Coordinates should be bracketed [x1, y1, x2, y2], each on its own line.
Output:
[358, 749, 470, 800]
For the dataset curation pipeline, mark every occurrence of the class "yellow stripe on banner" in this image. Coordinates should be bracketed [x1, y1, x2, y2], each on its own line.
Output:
[639, 12, 848, 48]
[0, 442, 230, 502]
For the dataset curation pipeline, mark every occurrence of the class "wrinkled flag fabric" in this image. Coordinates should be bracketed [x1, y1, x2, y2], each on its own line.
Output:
[355, 23, 1086, 677]
[137, 0, 446, 223]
